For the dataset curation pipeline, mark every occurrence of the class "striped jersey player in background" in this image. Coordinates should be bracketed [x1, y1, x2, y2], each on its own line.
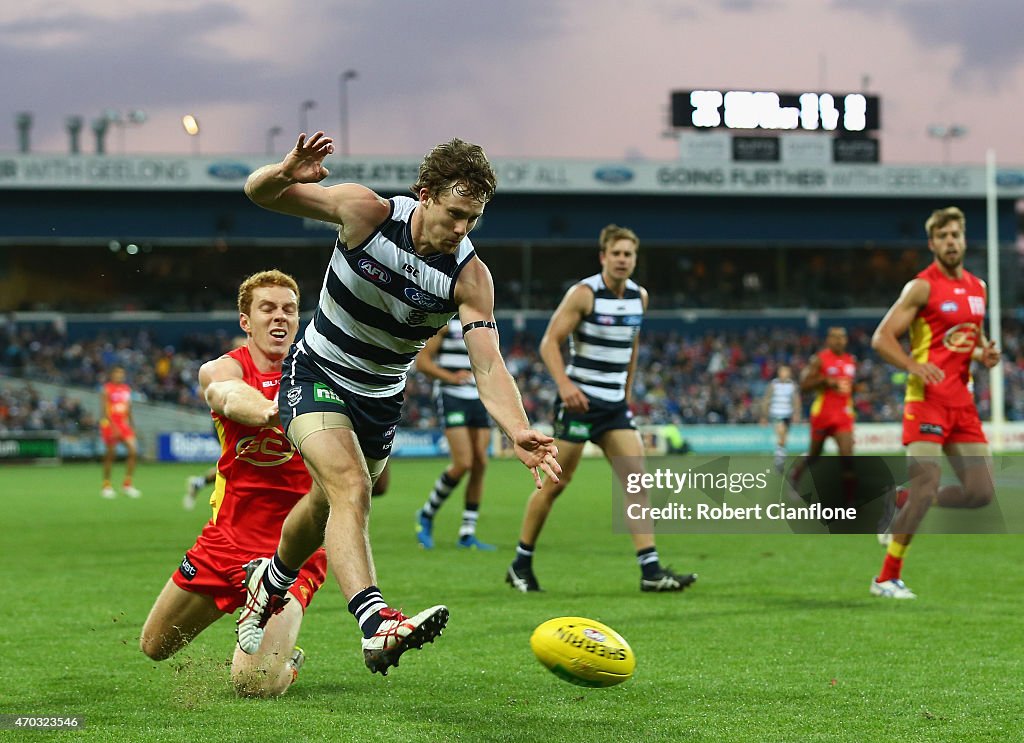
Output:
[761, 364, 801, 473]
[413, 315, 496, 551]
[238, 131, 560, 675]
[506, 224, 697, 594]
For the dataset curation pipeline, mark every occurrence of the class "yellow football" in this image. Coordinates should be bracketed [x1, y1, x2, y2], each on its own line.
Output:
[529, 616, 635, 688]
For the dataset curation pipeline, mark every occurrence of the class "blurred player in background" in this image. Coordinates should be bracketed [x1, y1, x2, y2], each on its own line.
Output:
[760, 364, 800, 473]
[786, 327, 857, 504]
[184, 335, 247, 511]
[99, 366, 141, 498]
[506, 224, 696, 593]
[414, 316, 495, 551]
[140, 269, 325, 697]
[869, 206, 1000, 599]
[237, 131, 560, 675]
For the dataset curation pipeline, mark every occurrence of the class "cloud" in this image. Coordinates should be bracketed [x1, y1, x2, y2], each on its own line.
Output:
[834, 0, 1024, 87]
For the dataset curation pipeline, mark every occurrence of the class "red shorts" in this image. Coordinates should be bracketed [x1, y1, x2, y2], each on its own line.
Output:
[809, 411, 854, 441]
[171, 524, 327, 614]
[100, 418, 135, 445]
[902, 400, 987, 446]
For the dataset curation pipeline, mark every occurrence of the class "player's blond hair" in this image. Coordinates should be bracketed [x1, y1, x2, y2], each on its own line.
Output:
[411, 138, 497, 203]
[237, 269, 300, 315]
[599, 224, 640, 252]
[925, 206, 965, 239]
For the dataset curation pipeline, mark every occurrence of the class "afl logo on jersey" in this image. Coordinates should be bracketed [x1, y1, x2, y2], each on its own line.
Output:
[940, 301, 959, 313]
[943, 322, 979, 353]
[357, 258, 391, 284]
[404, 288, 445, 311]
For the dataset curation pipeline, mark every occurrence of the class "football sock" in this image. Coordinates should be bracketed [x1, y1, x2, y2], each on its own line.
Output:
[422, 472, 461, 518]
[513, 541, 534, 569]
[262, 551, 299, 596]
[459, 504, 480, 538]
[636, 547, 661, 579]
[348, 586, 388, 638]
[878, 541, 908, 583]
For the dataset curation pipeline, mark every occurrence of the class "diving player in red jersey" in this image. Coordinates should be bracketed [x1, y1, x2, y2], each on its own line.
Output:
[99, 366, 141, 498]
[870, 206, 1001, 599]
[787, 327, 857, 504]
[140, 270, 326, 697]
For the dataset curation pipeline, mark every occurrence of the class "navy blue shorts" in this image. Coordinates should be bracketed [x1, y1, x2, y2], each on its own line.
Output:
[280, 347, 402, 461]
[436, 392, 491, 430]
[552, 395, 635, 444]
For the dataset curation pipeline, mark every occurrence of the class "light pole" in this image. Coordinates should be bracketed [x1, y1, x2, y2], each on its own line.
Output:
[927, 124, 967, 165]
[182, 114, 200, 155]
[103, 109, 147, 153]
[299, 99, 316, 134]
[266, 126, 283, 155]
[339, 69, 358, 156]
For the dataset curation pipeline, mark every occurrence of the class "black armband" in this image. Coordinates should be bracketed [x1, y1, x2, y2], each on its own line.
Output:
[462, 320, 497, 334]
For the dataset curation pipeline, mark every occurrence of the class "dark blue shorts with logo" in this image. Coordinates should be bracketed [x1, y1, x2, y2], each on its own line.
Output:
[436, 392, 491, 430]
[279, 347, 402, 461]
[552, 395, 635, 444]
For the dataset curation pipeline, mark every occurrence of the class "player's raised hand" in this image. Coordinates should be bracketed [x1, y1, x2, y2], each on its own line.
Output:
[282, 131, 335, 183]
[978, 340, 1001, 368]
[512, 429, 561, 488]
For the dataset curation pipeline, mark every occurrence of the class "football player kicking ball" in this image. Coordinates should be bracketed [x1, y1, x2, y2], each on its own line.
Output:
[869, 206, 1000, 599]
[506, 225, 696, 594]
[140, 270, 325, 697]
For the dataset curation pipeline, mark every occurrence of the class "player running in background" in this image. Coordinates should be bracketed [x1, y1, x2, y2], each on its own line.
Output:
[99, 365, 141, 498]
[414, 316, 495, 551]
[869, 206, 1000, 599]
[140, 270, 325, 697]
[786, 327, 857, 505]
[237, 132, 560, 675]
[760, 364, 801, 473]
[506, 224, 696, 594]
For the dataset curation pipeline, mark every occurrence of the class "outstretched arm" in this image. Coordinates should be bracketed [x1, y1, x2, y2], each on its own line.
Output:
[199, 355, 277, 428]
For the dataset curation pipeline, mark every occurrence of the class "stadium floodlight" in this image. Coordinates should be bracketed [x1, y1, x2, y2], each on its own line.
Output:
[339, 69, 358, 156]
[266, 125, 283, 155]
[181, 114, 200, 154]
[15, 111, 33, 153]
[927, 123, 968, 165]
[103, 109, 148, 153]
[299, 99, 316, 135]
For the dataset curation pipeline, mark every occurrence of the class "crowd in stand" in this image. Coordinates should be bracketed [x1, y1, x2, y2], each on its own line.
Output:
[5, 315, 1023, 436]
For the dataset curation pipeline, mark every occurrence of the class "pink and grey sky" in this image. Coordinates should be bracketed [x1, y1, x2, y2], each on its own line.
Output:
[2, 0, 1023, 165]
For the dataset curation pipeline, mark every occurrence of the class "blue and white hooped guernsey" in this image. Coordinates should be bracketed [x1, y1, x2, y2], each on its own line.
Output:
[435, 316, 479, 401]
[298, 195, 475, 397]
[564, 273, 644, 403]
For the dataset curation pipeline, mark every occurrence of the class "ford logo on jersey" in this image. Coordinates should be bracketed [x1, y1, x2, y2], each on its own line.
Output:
[940, 301, 959, 313]
[207, 163, 251, 180]
[357, 258, 391, 284]
[404, 287, 445, 311]
[593, 166, 635, 185]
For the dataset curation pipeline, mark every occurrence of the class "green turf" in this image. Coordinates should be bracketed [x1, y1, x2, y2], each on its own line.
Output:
[2, 460, 1022, 742]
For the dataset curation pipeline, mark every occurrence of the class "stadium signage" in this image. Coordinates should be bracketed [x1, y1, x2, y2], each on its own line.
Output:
[0, 432, 59, 461]
[0, 155, 1021, 198]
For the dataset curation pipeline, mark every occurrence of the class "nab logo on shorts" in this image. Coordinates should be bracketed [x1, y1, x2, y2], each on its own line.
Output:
[178, 555, 197, 581]
[313, 383, 346, 406]
[446, 411, 467, 426]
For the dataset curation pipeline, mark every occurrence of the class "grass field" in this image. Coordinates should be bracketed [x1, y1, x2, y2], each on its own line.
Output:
[2, 459, 1022, 742]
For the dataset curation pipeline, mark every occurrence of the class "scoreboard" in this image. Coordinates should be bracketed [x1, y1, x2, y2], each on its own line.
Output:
[671, 90, 880, 133]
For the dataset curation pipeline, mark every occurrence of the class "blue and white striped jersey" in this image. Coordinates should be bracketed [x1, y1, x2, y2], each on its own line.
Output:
[434, 316, 479, 401]
[564, 274, 644, 403]
[297, 196, 475, 397]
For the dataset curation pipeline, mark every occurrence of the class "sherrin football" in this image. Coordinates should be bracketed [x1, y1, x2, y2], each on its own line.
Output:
[530, 616, 635, 688]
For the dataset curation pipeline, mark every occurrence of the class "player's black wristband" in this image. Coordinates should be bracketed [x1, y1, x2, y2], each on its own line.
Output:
[462, 320, 497, 334]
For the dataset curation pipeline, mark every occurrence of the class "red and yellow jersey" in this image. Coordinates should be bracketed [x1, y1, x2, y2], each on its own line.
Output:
[208, 346, 312, 553]
[809, 349, 855, 422]
[102, 382, 132, 421]
[906, 263, 986, 406]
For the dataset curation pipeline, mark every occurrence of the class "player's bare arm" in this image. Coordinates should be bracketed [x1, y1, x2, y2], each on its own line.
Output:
[199, 356, 277, 428]
[872, 278, 945, 385]
[244, 131, 389, 247]
[622, 286, 648, 408]
[414, 327, 471, 385]
[456, 259, 560, 485]
[540, 283, 592, 413]
[798, 355, 825, 393]
[971, 281, 1002, 369]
